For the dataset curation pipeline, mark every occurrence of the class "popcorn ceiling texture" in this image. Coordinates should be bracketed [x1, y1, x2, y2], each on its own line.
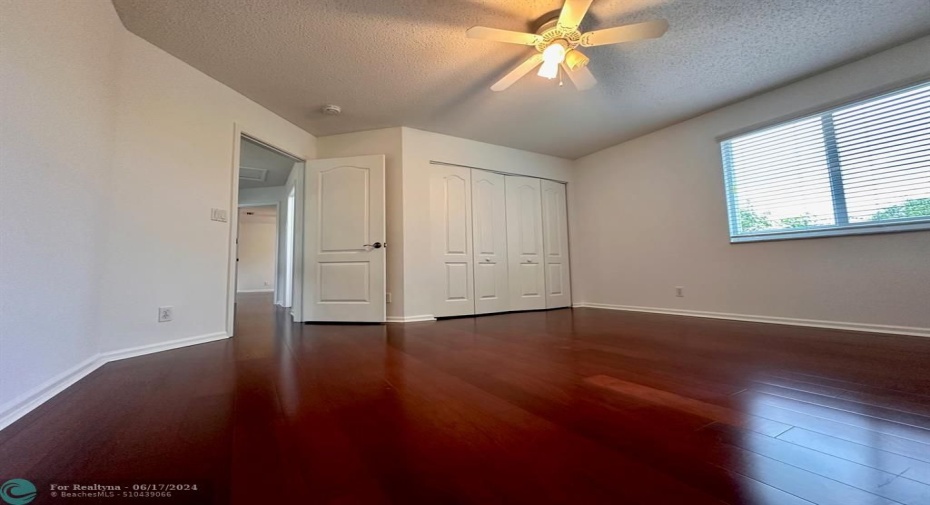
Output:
[112, 0, 930, 159]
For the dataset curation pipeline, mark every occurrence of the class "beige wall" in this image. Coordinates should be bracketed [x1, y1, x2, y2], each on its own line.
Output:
[572, 36, 930, 334]
[237, 209, 278, 292]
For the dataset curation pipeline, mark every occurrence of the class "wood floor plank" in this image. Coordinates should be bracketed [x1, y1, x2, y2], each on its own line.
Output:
[740, 402, 930, 463]
[737, 390, 930, 444]
[755, 374, 930, 419]
[586, 374, 792, 437]
[750, 381, 930, 428]
[768, 370, 930, 403]
[705, 424, 930, 504]
[778, 428, 930, 486]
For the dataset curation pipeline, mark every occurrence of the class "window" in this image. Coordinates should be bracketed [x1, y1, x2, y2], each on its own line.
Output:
[720, 81, 930, 243]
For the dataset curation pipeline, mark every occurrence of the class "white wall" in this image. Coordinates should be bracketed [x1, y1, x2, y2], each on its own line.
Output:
[237, 210, 278, 292]
[0, 0, 316, 426]
[98, 29, 316, 352]
[401, 127, 574, 319]
[317, 128, 405, 317]
[0, 0, 121, 415]
[572, 36, 930, 333]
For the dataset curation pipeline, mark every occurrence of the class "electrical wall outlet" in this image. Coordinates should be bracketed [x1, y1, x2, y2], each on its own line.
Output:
[158, 306, 173, 322]
[210, 208, 228, 222]
[386, 292, 392, 304]
[675, 287, 684, 298]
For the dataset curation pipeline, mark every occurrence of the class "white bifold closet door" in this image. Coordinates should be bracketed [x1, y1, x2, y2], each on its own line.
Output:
[541, 180, 572, 308]
[471, 169, 510, 314]
[429, 164, 475, 317]
[505, 176, 547, 311]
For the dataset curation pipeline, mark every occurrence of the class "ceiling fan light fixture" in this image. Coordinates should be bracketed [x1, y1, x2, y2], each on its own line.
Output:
[565, 50, 589, 70]
[467, 0, 668, 91]
[538, 40, 567, 79]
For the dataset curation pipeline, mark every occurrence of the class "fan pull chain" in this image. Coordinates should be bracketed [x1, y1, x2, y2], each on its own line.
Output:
[558, 65, 564, 87]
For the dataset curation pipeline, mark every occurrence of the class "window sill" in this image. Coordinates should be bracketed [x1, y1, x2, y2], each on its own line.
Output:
[730, 219, 930, 243]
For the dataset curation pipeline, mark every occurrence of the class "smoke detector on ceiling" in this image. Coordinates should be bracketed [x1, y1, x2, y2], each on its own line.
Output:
[321, 104, 342, 116]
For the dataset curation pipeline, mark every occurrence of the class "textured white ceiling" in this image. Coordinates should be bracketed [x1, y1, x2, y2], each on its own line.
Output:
[239, 137, 295, 189]
[112, 0, 930, 159]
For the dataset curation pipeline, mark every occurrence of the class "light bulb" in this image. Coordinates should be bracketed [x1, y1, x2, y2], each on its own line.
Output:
[537, 41, 567, 80]
[538, 60, 560, 79]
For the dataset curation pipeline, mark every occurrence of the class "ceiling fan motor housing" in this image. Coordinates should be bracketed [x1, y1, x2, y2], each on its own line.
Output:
[535, 22, 582, 53]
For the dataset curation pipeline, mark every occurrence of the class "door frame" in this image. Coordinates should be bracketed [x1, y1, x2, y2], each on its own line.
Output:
[227, 124, 307, 337]
[284, 186, 296, 309]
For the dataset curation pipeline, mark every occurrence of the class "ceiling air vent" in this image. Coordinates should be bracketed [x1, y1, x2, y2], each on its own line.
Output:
[239, 166, 268, 182]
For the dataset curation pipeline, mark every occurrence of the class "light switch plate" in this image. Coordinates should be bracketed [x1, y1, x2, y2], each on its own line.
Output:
[210, 208, 228, 222]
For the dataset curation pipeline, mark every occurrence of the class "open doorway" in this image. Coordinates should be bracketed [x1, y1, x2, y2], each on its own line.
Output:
[236, 205, 278, 295]
[229, 133, 305, 332]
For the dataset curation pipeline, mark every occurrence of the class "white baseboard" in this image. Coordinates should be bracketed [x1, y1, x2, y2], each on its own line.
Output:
[0, 332, 230, 432]
[572, 302, 930, 338]
[386, 314, 437, 323]
[100, 332, 230, 363]
[0, 355, 105, 432]
[237, 289, 273, 293]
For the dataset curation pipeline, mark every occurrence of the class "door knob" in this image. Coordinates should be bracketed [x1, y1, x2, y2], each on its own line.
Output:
[364, 242, 383, 249]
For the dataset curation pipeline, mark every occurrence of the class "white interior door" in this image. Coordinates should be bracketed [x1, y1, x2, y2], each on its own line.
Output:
[505, 176, 546, 311]
[471, 169, 510, 314]
[304, 155, 386, 322]
[541, 180, 572, 308]
[429, 165, 475, 317]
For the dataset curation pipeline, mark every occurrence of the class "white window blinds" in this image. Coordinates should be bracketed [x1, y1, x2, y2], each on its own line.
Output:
[721, 81, 930, 242]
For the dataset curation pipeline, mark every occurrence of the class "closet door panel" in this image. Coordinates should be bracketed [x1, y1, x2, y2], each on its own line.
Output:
[505, 176, 546, 311]
[430, 166, 475, 317]
[471, 170, 510, 314]
[541, 180, 572, 308]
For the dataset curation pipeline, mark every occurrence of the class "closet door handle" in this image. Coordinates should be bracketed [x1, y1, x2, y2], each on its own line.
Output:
[363, 242, 383, 249]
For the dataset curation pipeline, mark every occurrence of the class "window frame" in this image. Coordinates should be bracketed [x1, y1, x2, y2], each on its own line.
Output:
[719, 78, 930, 244]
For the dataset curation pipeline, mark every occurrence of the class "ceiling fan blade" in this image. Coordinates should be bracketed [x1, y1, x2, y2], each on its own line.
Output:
[561, 63, 597, 91]
[491, 54, 544, 91]
[466, 26, 542, 46]
[558, 0, 594, 30]
[580, 19, 669, 47]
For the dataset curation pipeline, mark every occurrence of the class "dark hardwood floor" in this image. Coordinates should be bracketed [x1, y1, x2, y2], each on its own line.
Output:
[2, 293, 930, 504]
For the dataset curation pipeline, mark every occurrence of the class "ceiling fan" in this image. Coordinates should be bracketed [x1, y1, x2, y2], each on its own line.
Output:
[466, 0, 668, 91]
